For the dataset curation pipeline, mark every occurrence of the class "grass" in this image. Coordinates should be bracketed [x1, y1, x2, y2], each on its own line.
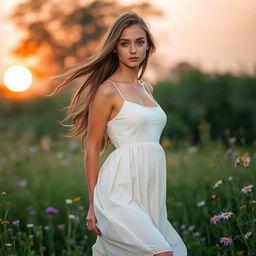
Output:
[0, 127, 255, 255]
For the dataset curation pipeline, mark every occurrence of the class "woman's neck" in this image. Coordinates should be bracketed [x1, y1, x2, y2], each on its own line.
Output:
[111, 65, 140, 84]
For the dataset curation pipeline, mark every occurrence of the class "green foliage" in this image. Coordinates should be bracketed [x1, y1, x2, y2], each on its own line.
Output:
[155, 69, 256, 144]
[0, 130, 255, 255]
[1, 68, 255, 146]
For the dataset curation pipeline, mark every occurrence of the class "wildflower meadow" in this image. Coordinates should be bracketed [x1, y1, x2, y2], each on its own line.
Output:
[0, 126, 255, 255]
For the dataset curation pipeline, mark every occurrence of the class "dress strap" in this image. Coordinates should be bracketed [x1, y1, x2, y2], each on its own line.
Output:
[106, 79, 126, 101]
[140, 80, 158, 104]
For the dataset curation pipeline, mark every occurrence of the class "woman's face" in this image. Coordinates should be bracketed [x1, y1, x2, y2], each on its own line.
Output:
[115, 24, 149, 69]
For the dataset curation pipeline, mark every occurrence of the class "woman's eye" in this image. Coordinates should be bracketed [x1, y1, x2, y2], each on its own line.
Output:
[120, 41, 145, 47]
[120, 42, 128, 47]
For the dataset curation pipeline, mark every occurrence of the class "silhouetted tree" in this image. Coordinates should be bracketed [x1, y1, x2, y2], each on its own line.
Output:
[10, 0, 162, 77]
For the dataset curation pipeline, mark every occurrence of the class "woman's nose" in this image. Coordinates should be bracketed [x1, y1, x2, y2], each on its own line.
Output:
[130, 43, 137, 53]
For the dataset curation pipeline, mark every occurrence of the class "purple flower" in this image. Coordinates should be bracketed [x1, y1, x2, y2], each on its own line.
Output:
[45, 207, 58, 215]
[210, 215, 222, 224]
[241, 185, 253, 194]
[12, 219, 20, 225]
[7, 228, 13, 232]
[220, 237, 233, 245]
[57, 224, 65, 230]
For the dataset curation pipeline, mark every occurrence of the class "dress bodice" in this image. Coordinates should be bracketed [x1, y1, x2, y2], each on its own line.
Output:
[106, 80, 167, 148]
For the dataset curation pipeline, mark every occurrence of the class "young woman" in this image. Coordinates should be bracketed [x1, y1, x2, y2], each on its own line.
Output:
[49, 12, 187, 256]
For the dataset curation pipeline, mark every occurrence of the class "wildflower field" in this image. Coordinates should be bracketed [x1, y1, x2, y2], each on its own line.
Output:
[0, 128, 255, 256]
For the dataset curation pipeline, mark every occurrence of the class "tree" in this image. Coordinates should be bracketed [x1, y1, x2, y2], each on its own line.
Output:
[10, 0, 162, 78]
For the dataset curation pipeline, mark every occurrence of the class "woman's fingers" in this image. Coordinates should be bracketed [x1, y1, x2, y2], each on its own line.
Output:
[93, 221, 101, 236]
[87, 218, 101, 236]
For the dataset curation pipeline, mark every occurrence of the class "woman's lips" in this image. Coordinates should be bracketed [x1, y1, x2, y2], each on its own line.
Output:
[128, 57, 139, 62]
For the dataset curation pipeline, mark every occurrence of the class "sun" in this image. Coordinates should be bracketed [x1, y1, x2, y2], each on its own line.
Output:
[3, 65, 33, 92]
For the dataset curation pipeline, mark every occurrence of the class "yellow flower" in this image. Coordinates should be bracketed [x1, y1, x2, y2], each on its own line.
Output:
[210, 163, 216, 168]
[1, 220, 9, 224]
[73, 197, 81, 202]
[1, 192, 6, 196]
[161, 137, 171, 148]
[241, 152, 249, 160]
[40, 136, 52, 152]
[240, 205, 246, 209]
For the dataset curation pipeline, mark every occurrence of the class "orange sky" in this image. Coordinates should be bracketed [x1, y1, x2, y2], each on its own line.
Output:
[0, 0, 256, 83]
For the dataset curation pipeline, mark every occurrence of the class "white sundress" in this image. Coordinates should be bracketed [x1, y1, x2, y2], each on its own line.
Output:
[92, 79, 187, 256]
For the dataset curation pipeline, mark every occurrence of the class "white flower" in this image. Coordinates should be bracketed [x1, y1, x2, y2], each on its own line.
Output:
[241, 185, 253, 194]
[193, 232, 200, 237]
[188, 225, 195, 231]
[220, 211, 233, 219]
[5, 243, 12, 247]
[197, 201, 205, 207]
[213, 180, 223, 188]
[26, 223, 34, 228]
[244, 232, 252, 239]
[234, 157, 240, 167]
[65, 199, 73, 205]
[228, 176, 233, 181]
[180, 224, 187, 230]
[68, 214, 75, 219]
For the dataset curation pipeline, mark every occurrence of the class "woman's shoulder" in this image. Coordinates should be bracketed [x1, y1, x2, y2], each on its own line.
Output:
[97, 80, 117, 96]
[95, 80, 117, 102]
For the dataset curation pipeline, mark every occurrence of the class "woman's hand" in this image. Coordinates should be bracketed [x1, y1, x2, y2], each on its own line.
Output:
[86, 203, 101, 236]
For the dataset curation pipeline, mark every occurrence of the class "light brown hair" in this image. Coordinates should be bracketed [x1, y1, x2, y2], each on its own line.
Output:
[47, 12, 156, 154]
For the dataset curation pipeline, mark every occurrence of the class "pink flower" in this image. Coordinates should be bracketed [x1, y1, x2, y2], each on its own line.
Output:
[57, 224, 65, 230]
[220, 237, 233, 245]
[210, 215, 222, 224]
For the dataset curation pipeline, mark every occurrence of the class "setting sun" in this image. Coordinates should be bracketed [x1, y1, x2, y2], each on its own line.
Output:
[3, 65, 32, 92]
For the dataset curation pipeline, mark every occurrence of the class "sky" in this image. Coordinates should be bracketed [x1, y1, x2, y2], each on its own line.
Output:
[0, 0, 256, 82]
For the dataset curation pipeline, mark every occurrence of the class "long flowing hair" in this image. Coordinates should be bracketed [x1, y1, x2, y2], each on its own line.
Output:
[47, 12, 156, 154]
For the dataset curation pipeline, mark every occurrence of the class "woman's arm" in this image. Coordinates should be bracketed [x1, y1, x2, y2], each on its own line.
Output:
[84, 81, 115, 204]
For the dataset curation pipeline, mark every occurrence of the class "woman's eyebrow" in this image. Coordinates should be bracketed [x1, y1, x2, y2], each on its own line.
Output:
[119, 37, 146, 41]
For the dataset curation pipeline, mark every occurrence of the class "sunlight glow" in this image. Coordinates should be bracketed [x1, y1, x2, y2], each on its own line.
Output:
[3, 65, 32, 92]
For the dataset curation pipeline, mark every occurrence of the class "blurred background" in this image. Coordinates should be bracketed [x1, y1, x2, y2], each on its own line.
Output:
[0, 0, 256, 255]
[0, 0, 256, 143]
